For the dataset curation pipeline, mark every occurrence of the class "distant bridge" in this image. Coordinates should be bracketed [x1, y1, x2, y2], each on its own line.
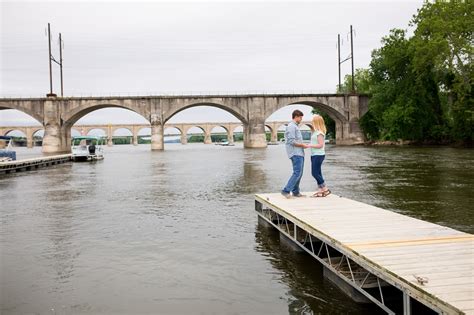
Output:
[0, 93, 369, 152]
[0, 121, 314, 147]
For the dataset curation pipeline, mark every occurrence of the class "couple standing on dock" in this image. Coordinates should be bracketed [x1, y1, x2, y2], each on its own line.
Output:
[281, 109, 331, 199]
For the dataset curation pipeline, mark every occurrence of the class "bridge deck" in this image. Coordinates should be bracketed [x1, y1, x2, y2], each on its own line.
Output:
[255, 193, 473, 315]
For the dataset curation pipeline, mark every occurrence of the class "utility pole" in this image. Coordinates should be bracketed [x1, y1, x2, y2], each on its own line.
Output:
[350, 25, 355, 93]
[337, 26, 356, 94]
[47, 23, 55, 97]
[337, 34, 341, 92]
[59, 33, 64, 97]
[46, 23, 64, 97]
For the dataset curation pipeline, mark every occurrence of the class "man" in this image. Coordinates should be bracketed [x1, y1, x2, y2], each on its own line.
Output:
[282, 109, 308, 198]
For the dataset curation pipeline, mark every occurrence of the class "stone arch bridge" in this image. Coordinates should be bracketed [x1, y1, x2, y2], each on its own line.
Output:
[0, 93, 369, 153]
[0, 121, 316, 148]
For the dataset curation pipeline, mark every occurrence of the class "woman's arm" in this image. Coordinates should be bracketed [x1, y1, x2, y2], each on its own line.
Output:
[308, 134, 324, 149]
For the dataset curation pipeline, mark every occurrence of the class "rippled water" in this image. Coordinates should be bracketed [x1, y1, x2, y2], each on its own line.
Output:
[1, 144, 473, 314]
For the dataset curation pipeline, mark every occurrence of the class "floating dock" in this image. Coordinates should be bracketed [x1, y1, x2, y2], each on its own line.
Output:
[0, 154, 72, 174]
[255, 193, 473, 315]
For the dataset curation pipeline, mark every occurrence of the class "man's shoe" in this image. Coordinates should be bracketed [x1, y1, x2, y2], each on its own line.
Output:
[293, 193, 306, 197]
[281, 191, 292, 199]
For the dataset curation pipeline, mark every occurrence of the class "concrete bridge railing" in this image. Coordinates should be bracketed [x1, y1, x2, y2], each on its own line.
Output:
[0, 93, 369, 153]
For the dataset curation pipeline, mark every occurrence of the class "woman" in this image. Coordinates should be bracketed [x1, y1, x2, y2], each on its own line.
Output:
[308, 115, 331, 197]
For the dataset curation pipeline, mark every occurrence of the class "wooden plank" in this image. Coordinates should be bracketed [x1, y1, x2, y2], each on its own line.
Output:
[357, 246, 473, 261]
[356, 240, 473, 254]
[436, 291, 473, 302]
[357, 243, 474, 259]
[395, 264, 474, 276]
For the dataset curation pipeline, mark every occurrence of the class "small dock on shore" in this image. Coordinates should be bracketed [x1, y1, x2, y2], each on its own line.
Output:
[0, 154, 72, 174]
[255, 193, 473, 315]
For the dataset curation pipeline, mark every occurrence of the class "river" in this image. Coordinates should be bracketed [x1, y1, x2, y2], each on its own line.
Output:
[1, 144, 473, 314]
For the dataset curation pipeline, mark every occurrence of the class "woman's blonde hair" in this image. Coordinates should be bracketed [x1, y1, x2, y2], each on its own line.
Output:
[312, 115, 327, 135]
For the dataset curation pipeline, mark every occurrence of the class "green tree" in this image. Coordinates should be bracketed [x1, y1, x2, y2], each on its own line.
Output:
[337, 68, 373, 94]
[370, 29, 444, 141]
[411, 1, 473, 141]
[311, 108, 336, 139]
[359, 1, 473, 143]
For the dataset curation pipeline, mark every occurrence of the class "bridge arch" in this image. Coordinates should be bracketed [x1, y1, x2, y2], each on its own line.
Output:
[265, 99, 347, 141]
[0, 103, 44, 125]
[3, 129, 28, 147]
[31, 127, 44, 137]
[163, 102, 248, 125]
[209, 124, 229, 133]
[111, 126, 133, 137]
[264, 124, 274, 133]
[62, 102, 150, 128]
[164, 126, 183, 136]
[265, 100, 346, 124]
[183, 126, 206, 144]
[137, 127, 151, 136]
[86, 128, 107, 136]
[4, 128, 27, 137]
[185, 125, 206, 135]
[163, 126, 183, 144]
[209, 125, 230, 143]
[111, 127, 134, 145]
[32, 129, 44, 147]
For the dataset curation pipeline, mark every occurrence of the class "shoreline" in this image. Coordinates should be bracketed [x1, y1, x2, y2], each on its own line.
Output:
[364, 139, 473, 148]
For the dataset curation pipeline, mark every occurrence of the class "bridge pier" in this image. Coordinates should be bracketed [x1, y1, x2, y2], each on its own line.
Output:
[180, 134, 188, 145]
[270, 129, 278, 143]
[340, 95, 365, 145]
[228, 130, 234, 144]
[132, 126, 139, 146]
[151, 123, 164, 150]
[42, 100, 70, 153]
[42, 124, 70, 153]
[243, 100, 267, 148]
[243, 121, 267, 148]
[26, 129, 34, 148]
[204, 132, 212, 144]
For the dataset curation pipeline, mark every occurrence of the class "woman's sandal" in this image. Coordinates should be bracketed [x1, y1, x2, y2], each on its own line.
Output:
[322, 189, 331, 197]
[311, 191, 325, 198]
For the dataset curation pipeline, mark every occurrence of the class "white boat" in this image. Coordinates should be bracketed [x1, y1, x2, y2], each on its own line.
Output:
[216, 139, 235, 146]
[71, 136, 105, 161]
[0, 136, 16, 162]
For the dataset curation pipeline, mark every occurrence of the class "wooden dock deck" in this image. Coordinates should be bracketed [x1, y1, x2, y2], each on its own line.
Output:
[255, 192, 473, 315]
[0, 154, 72, 174]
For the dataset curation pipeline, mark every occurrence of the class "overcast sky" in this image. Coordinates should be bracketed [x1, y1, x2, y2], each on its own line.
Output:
[1, 0, 423, 129]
